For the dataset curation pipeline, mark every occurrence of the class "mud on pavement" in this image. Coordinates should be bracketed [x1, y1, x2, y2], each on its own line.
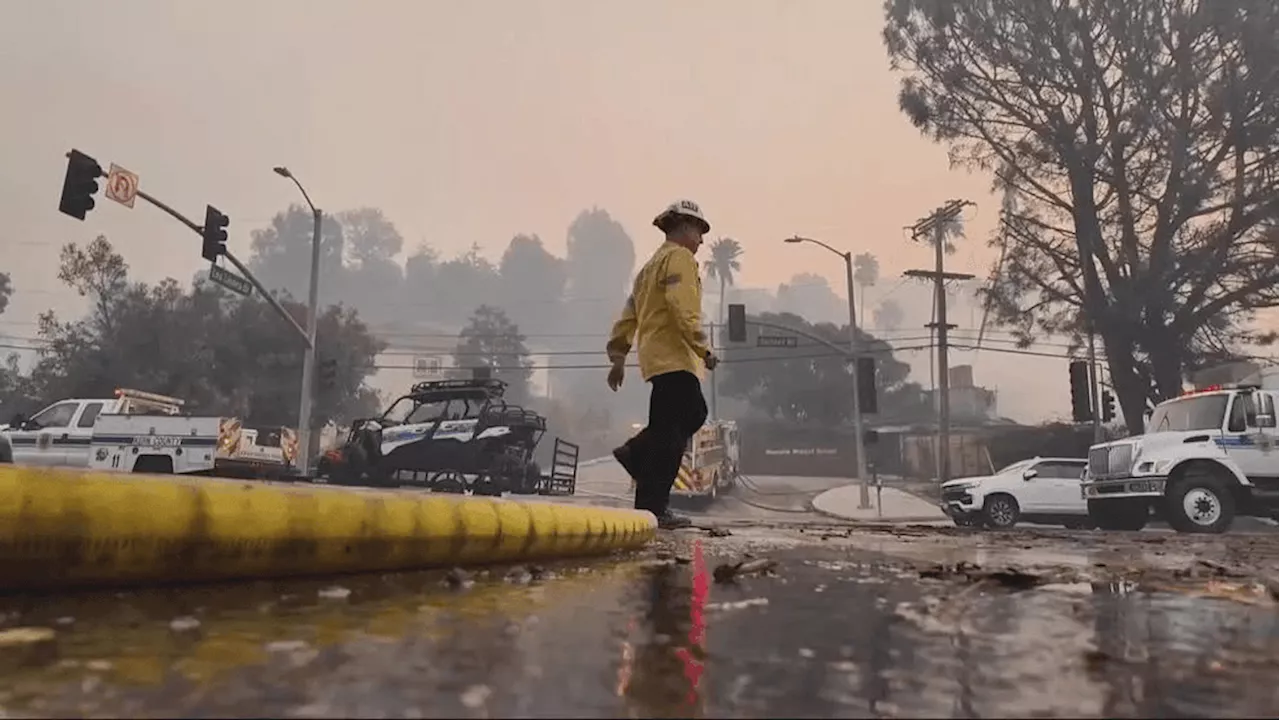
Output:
[0, 523, 1273, 719]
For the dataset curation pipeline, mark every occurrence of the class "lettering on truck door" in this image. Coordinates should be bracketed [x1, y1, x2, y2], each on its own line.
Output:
[1227, 391, 1278, 484]
[64, 401, 104, 467]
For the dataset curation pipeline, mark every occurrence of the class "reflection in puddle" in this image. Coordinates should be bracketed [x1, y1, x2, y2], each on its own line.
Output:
[0, 551, 1272, 719]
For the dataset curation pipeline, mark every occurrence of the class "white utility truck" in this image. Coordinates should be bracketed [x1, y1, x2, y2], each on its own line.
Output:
[1, 388, 297, 478]
[1081, 383, 1278, 533]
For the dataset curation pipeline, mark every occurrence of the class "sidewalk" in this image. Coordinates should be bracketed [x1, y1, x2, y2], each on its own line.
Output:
[811, 484, 949, 524]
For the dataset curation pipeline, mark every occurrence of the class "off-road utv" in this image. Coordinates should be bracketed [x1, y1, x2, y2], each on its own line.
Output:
[316, 378, 578, 497]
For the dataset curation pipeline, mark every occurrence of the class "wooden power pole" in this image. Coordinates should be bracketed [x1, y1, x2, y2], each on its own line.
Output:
[905, 199, 974, 485]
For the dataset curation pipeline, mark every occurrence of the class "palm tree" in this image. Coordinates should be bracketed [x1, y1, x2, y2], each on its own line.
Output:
[853, 252, 879, 328]
[703, 237, 743, 331]
[703, 237, 742, 421]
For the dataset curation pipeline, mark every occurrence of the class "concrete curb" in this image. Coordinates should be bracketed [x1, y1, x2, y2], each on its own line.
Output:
[809, 485, 949, 526]
[0, 466, 656, 591]
[807, 500, 949, 526]
[578, 456, 615, 469]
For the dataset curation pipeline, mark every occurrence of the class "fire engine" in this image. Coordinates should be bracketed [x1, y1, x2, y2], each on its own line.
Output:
[629, 420, 741, 506]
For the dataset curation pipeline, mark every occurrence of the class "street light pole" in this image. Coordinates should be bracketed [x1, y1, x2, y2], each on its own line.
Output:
[785, 236, 871, 510]
[274, 166, 322, 475]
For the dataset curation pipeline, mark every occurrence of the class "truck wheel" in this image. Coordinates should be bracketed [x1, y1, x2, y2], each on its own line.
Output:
[1087, 499, 1149, 531]
[982, 494, 1020, 529]
[1166, 473, 1236, 534]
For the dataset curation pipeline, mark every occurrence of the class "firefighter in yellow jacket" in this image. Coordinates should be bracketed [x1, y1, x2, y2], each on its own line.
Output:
[606, 199, 718, 529]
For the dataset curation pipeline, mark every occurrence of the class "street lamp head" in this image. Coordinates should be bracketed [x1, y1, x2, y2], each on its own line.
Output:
[784, 236, 804, 244]
[272, 166, 292, 179]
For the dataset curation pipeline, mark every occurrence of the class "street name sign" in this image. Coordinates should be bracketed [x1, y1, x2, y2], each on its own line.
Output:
[756, 335, 798, 348]
[209, 263, 252, 297]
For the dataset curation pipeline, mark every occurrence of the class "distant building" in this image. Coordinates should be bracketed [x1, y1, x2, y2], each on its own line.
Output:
[926, 364, 997, 421]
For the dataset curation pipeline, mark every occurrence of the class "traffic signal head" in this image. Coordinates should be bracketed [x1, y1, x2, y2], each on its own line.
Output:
[1069, 360, 1093, 422]
[318, 359, 338, 390]
[202, 205, 229, 262]
[1101, 390, 1116, 423]
[856, 356, 878, 414]
[59, 149, 103, 221]
[727, 303, 746, 342]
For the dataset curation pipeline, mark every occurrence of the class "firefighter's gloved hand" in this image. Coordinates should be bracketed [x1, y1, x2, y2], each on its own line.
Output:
[607, 360, 626, 391]
[704, 351, 719, 371]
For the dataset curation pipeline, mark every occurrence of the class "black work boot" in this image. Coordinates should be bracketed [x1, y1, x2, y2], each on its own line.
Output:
[655, 509, 693, 530]
[613, 443, 641, 482]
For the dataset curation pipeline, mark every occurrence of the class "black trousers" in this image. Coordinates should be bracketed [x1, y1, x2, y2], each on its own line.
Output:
[626, 370, 708, 515]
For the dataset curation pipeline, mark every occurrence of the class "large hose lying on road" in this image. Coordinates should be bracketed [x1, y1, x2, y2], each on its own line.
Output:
[0, 466, 656, 591]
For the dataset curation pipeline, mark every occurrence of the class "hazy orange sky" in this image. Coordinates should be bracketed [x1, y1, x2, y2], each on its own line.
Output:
[4, 0, 1203, 423]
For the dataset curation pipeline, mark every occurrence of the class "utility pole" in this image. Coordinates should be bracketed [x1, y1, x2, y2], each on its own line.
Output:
[1087, 326, 1103, 443]
[1081, 229, 1104, 444]
[783, 235, 871, 509]
[708, 320, 718, 421]
[273, 166, 322, 475]
[905, 199, 974, 485]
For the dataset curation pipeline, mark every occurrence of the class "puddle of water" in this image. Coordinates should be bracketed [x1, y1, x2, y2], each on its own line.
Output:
[0, 547, 1271, 719]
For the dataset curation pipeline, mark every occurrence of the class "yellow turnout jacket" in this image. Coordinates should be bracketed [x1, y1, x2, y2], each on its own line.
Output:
[607, 241, 709, 381]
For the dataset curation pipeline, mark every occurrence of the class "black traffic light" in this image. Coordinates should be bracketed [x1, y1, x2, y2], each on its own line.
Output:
[58, 149, 104, 221]
[1100, 390, 1116, 423]
[726, 303, 747, 343]
[1069, 360, 1093, 422]
[202, 205, 229, 262]
[318, 359, 338, 391]
[857, 356, 878, 414]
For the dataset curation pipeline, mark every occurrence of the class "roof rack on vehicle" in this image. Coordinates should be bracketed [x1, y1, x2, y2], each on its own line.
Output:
[114, 387, 186, 408]
[409, 377, 507, 398]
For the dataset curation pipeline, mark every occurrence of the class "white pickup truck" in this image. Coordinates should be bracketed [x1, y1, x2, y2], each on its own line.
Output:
[1082, 383, 1278, 533]
[1, 388, 298, 478]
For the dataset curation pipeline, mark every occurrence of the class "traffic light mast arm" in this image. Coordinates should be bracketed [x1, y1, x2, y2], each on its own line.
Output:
[746, 318, 853, 358]
[221, 251, 313, 349]
[132, 188, 314, 350]
[135, 189, 204, 236]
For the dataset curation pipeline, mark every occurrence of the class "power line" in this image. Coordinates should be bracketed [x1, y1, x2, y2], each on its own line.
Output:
[0, 331, 1085, 357]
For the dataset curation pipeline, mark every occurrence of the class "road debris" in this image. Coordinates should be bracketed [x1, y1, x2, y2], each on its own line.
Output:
[917, 560, 1050, 590]
[317, 585, 352, 600]
[444, 568, 475, 590]
[168, 616, 201, 632]
[654, 550, 692, 565]
[707, 597, 769, 612]
[714, 558, 779, 584]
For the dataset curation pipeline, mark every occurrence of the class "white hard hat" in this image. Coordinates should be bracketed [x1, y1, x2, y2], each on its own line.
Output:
[653, 199, 711, 235]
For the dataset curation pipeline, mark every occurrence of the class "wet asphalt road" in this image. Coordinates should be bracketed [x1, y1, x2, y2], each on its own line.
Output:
[0, 465, 1275, 718]
[0, 526, 1274, 719]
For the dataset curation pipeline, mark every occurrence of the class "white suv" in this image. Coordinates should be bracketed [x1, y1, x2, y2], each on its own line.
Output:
[940, 457, 1089, 529]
